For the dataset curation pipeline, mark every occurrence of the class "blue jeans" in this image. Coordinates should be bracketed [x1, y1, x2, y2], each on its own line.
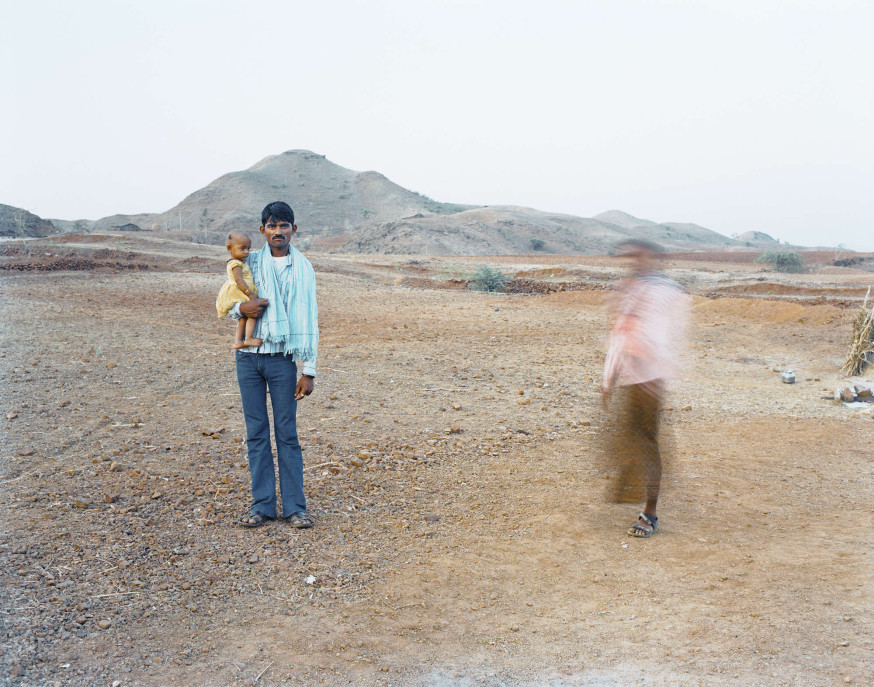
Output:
[235, 351, 306, 518]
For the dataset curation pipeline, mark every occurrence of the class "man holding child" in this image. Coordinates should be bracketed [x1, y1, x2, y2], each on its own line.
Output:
[229, 201, 318, 529]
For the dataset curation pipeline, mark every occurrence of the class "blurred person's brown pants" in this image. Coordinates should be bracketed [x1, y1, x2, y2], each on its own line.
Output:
[608, 382, 663, 504]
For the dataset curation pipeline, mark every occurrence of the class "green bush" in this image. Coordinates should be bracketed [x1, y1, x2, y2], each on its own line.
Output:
[468, 265, 509, 292]
[529, 238, 546, 251]
[755, 251, 804, 273]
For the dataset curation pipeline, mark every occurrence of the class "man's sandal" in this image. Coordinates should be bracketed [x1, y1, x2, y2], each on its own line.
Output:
[285, 513, 314, 529]
[238, 513, 274, 528]
[627, 512, 658, 538]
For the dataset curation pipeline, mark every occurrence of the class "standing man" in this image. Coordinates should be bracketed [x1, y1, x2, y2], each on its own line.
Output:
[602, 239, 689, 538]
[230, 201, 318, 529]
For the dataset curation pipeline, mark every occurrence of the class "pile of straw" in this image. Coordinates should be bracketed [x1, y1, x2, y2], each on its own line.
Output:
[842, 286, 874, 376]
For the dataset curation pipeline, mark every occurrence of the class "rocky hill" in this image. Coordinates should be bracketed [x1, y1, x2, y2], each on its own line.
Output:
[0, 204, 57, 238]
[343, 207, 740, 255]
[594, 211, 736, 246]
[736, 230, 779, 244]
[85, 151, 472, 241]
[15, 150, 765, 254]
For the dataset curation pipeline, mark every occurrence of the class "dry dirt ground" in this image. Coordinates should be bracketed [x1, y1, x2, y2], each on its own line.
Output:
[1, 236, 873, 686]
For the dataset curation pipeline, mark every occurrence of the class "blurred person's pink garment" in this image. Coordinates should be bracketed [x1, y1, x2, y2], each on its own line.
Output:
[603, 273, 690, 397]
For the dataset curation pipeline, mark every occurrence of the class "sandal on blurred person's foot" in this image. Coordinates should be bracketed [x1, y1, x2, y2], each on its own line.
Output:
[627, 512, 658, 538]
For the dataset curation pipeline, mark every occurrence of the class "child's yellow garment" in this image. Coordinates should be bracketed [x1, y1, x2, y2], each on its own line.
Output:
[216, 259, 257, 317]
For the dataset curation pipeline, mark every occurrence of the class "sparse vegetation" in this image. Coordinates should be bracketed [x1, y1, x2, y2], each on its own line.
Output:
[842, 288, 874, 376]
[755, 251, 804, 273]
[468, 265, 509, 292]
[529, 238, 545, 251]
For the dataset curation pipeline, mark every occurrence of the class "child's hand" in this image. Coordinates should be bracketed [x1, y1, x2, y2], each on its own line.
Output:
[240, 298, 268, 318]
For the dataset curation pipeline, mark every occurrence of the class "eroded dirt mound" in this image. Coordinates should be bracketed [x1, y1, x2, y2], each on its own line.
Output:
[694, 296, 843, 325]
[540, 290, 609, 307]
[0, 243, 223, 274]
[503, 278, 607, 294]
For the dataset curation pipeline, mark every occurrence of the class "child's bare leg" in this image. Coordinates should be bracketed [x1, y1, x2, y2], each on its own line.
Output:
[242, 316, 262, 348]
[232, 318, 247, 349]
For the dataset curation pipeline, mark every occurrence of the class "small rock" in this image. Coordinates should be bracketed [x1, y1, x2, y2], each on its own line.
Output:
[58, 400, 71, 408]
[97, 619, 112, 630]
[6, 411, 18, 419]
[150, 491, 162, 500]
[579, 419, 591, 426]
[424, 514, 440, 522]
[106, 362, 115, 369]
[448, 425, 462, 434]
[104, 494, 119, 503]
[73, 498, 92, 509]
[840, 386, 856, 403]
[854, 384, 872, 398]
[452, 404, 462, 411]
[17, 448, 34, 456]
[109, 461, 123, 472]
[682, 405, 692, 411]
[248, 555, 259, 564]
[305, 575, 316, 585]
[358, 451, 372, 460]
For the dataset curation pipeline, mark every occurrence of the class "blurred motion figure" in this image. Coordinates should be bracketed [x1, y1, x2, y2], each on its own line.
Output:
[602, 239, 689, 537]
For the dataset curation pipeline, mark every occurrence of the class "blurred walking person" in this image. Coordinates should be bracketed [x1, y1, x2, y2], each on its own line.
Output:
[601, 239, 689, 537]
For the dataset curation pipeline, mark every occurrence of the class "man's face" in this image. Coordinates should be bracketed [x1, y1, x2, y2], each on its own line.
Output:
[260, 216, 296, 254]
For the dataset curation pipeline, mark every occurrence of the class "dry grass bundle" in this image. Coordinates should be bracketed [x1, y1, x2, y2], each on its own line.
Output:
[842, 286, 874, 376]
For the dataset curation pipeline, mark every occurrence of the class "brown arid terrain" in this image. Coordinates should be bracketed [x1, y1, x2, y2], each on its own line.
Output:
[1, 234, 873, 687]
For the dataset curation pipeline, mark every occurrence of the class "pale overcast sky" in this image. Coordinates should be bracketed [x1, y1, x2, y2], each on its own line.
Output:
[3, 0, 872, 249]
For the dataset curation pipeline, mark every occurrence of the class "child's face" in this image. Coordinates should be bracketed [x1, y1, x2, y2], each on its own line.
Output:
[228, 238, 251, 261]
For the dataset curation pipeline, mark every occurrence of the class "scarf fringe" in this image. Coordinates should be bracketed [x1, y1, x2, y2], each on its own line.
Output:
[251, 245, 318, 362]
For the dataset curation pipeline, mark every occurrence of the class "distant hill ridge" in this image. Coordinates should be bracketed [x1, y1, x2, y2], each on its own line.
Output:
[736, 230, 778, 244]
[0, 204, 56, 238]
[79, 151, 473, 242]
[6, 150, 789, 254]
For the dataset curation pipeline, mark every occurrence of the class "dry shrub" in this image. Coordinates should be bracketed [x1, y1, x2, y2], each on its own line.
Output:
[755, 251, 805, 273]
[842, 289, 874, 376]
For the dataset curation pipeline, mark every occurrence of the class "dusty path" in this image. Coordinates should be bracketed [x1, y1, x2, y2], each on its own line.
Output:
[1, 259, 872, 686]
